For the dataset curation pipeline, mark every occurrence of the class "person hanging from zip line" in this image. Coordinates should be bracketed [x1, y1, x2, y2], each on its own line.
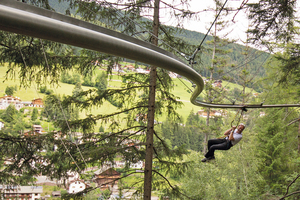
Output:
[201, 123, 245, 162]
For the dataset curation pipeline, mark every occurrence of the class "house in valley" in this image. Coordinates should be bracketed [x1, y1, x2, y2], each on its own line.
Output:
[68, 179, 88, 194]
[0, 95, 44, 110]
[0, 185, 43, 200]
[0, 95, 22, 110]
[94, 167, 121, 190]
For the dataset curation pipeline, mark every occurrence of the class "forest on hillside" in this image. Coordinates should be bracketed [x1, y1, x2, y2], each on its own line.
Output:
[1, 0, 300, 200]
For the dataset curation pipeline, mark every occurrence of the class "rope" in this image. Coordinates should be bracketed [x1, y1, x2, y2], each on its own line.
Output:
[231, 107, 247, 128]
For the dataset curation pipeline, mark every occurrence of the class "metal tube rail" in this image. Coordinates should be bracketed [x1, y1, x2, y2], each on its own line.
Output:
[0, 0, 299, 109]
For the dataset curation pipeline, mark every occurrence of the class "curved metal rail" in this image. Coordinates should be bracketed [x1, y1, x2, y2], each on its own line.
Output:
[0, 0, 299, 109]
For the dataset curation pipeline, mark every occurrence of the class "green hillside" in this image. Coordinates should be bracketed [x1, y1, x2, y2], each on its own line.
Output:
[0, 64, 257, 124]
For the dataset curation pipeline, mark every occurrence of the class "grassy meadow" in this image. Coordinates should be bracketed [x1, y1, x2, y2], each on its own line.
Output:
[0, 65, 254, 127]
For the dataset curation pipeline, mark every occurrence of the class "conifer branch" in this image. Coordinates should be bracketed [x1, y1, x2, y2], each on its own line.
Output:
[91, 105, 148, 120]
[152, 169, 196, 200]
[160, 0, 199, 15]
[279, 174, 300, 200]
[83, 126, 146, 144]
[117, 126, 147, 144]
[0, 43, 14, 49]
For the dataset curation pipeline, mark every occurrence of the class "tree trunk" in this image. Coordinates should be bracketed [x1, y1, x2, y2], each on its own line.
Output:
[144, 0, 159, 199]
[298, 118, 300, 153]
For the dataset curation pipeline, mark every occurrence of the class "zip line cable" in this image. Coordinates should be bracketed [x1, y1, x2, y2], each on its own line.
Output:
[188, 0, 229, 65]
[209, 52, 270, 104]
[17, 41, 83, 171]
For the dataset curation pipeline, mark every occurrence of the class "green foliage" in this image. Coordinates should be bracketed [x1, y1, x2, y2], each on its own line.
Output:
[248, 0, 297, 45]
[181, 147, 263, 200]
[39, 85, 47, 93]
[1, 104, 18, 124]
[31, 108, 39, 121]
[274, 43, 300, 85]
[157, 110, 208, 152]
[42, 94, 79, 130]
[72, 82, 84, 102]
[255, 107, 298, 193]
[61, 72, 82, 85]
[5, 86, 15, 96]
[101, 189, 111, 200]
[82, 75, 95, 87]
[95, 71, 108, 91]
[0, 32, 81, 87]
[98, 125, 104, 132]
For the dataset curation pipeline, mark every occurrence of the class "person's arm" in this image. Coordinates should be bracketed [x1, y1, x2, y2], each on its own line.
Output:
[228, 130, 235, 141]
[224, 126, 236, 136]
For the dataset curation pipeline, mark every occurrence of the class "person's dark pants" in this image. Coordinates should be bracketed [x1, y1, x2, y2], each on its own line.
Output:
[205, 138, 233, 158]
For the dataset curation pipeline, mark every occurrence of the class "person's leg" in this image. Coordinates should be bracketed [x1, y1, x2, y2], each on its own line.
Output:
[207, 138, 226, 150]
[205, 140, 231, 158]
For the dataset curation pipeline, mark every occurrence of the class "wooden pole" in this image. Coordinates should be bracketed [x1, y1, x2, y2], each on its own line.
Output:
[144, 0, 159, 199]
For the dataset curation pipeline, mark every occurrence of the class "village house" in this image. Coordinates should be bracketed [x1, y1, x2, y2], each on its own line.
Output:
[0, 95, 43, 110]
[0, 95, 22, 110]
[55, 171, 80, 186]
[23, 125, 44, 137]
[33, 125, 43, 134]
[212, 80, 222, 88]
[136, 67, 149, 74]
[112, 63, 124, 73]
[0, 185, 43, 200]
[94, 167, 121, 190]
[124, 64, 135, 71]
[68, 179, 88, 194]
[31, 98, 43, 108]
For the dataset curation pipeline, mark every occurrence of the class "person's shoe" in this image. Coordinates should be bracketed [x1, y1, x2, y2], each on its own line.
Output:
[208, 156, 215, 161]
[202, 156, 215, 162]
